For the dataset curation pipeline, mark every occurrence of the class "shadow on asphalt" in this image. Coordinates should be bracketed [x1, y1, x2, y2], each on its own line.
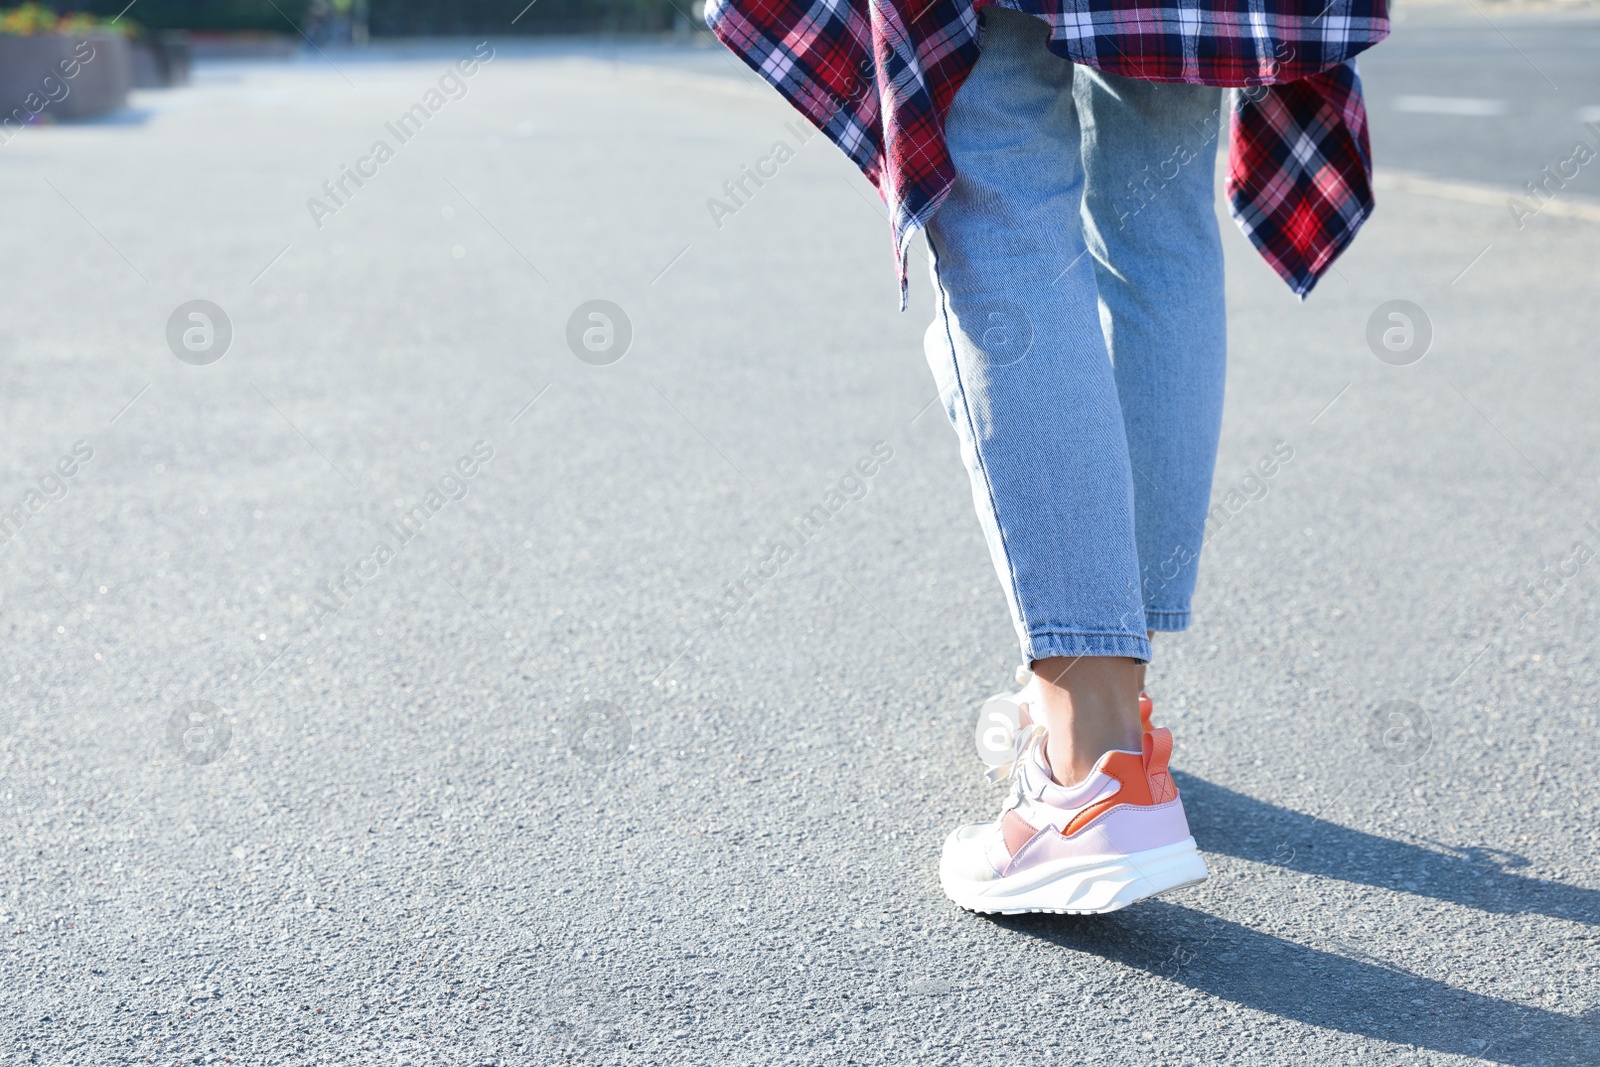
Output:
[1177, 773, 1600, 929]
[998, 900, 1598, 1065]
[989, 774, 1600, 1064]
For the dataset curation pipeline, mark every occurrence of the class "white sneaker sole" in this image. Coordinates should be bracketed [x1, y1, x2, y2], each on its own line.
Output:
[941, 837, 1210, 916]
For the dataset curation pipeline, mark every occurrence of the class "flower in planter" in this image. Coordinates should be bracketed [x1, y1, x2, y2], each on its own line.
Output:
[57, 13, 136, 37]
[0, 4, 136, 37]
[0, 2, 58, 34]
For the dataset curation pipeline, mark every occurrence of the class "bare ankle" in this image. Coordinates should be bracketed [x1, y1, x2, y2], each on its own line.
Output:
[1133, 630, 1153, 693]
[1031, 654, 1143, 786]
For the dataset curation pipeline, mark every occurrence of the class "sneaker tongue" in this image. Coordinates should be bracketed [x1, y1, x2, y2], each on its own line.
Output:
[1024, 732, 1056, 783]
[1024, 735, 1091, 798]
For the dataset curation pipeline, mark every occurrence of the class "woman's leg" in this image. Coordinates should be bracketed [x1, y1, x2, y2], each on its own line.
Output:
[1074, 69, 1229, 638]
[924, 9, 1147, 785]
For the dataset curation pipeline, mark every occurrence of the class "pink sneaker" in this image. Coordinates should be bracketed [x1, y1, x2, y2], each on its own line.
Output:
[941, 726, 1209, 914]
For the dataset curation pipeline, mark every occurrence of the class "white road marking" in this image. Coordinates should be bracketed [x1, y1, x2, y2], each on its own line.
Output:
[1394, 96, 1508, 117]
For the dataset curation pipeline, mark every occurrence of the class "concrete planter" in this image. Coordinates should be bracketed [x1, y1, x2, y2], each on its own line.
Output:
[0, 33, 132, 126]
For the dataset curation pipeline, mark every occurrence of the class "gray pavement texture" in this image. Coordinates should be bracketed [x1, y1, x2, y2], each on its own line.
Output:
[2, 6, 1599, 1066]
[1360, 3, 1600, 193]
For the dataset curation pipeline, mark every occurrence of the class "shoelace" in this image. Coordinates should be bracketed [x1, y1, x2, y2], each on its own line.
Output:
[979, 665, 1038, 786]
[985, 720, 1046, 785]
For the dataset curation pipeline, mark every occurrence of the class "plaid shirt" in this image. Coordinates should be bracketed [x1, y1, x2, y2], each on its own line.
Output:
[707, 0, 1389, 304]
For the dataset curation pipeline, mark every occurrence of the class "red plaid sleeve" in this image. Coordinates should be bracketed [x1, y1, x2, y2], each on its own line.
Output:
[1228, 60, 1374, 296]
[708, 0, 1389, 303]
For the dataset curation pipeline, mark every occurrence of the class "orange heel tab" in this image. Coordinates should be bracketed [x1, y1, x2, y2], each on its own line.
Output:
[1061, 739, 1172, 836]
[1143, 727, 1178, 803]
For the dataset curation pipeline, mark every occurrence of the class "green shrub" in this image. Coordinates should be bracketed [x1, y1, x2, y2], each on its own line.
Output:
[43, 0, 314, 32]
[18, 0, 689, 35]
[365, 0, 682, 35]
[14, 0, 688, 35]
[0, 2, 133, 34]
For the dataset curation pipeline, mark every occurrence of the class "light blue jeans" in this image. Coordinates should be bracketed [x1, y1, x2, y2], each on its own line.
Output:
[924, 8, 1227, 665]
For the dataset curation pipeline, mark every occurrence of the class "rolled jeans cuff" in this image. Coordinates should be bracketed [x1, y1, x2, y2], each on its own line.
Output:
[1027, 630, 1152, 665]
[1146, 608, 1191, 632]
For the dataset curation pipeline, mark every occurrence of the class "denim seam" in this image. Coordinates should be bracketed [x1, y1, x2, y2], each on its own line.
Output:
[1029, 629, 1152, 662]
[1145, 608, 1190, 633]
[928, 230, 1032, 649]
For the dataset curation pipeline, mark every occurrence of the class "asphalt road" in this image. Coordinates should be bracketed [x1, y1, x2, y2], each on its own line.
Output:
[1, 7, 1598, 1066]
[1360, 2, 1600, 194]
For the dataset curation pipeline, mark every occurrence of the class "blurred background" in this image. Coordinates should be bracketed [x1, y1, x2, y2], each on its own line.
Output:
[2, 0, 701, 103]
[1, 0, 1597, 1064]
[11, 0, 695, 44]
